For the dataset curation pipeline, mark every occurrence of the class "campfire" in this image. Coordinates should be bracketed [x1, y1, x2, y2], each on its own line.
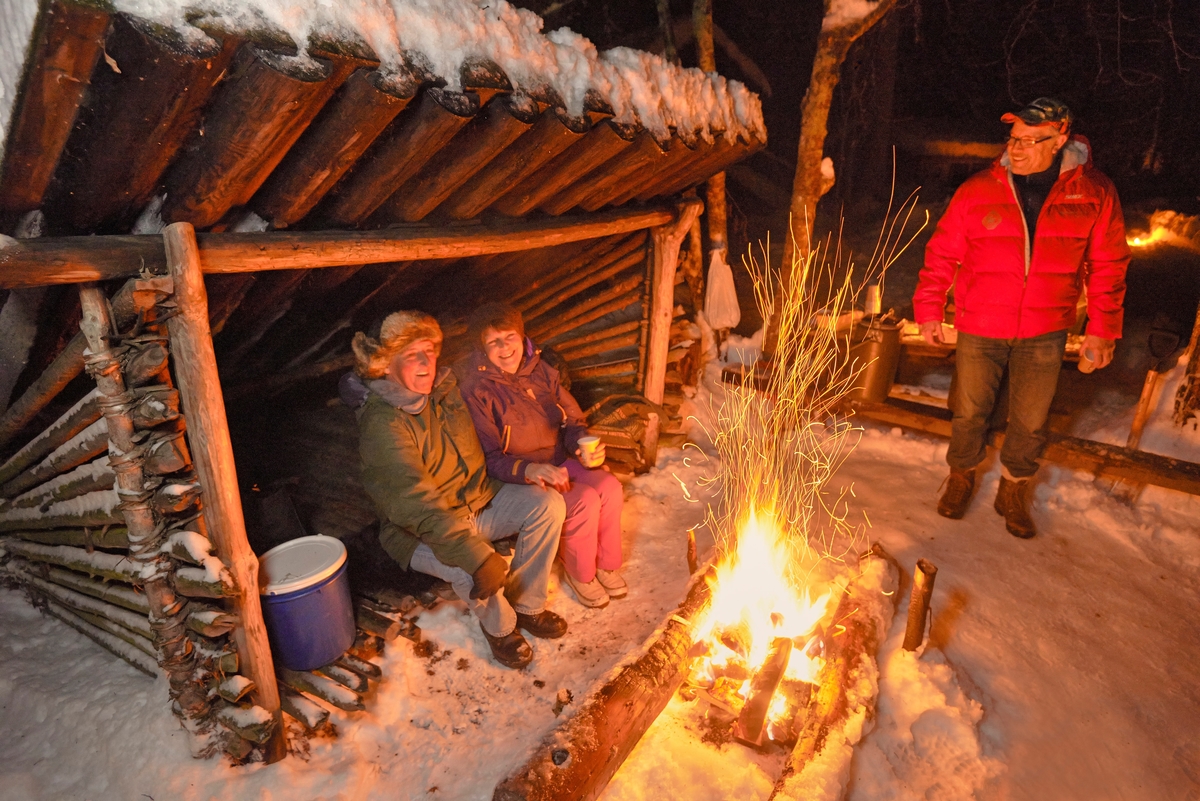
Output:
[685, 507, 832, 748]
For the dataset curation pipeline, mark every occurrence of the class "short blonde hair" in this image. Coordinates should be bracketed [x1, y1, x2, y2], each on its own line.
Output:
[351, 311, 443, 379]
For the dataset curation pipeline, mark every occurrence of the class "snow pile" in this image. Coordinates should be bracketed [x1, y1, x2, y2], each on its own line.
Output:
[0, 0, 39, 162]
[822, 0, 887, 31]
[112, 0, 764, 143]
[850, 635, 1001, 799]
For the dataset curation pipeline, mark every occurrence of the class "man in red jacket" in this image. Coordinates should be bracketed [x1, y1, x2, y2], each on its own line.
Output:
[913, 98, 1130, 537]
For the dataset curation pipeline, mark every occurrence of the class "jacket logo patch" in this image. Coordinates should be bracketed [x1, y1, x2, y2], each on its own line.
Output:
[982, 211, 1002, 230]
[1065, 194, 1084, 199]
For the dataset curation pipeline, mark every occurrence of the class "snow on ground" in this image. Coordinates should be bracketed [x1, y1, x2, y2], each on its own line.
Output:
[2, 357, 1200, 799]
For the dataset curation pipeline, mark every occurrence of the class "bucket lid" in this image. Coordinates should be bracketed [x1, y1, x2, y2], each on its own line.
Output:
[259, 535, 347, 596]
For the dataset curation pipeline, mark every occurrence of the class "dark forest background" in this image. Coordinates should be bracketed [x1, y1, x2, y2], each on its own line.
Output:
[516, 0, 1200, 219]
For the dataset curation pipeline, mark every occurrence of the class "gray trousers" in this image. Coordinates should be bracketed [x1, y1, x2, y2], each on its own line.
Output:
[408, 483, 565, 637]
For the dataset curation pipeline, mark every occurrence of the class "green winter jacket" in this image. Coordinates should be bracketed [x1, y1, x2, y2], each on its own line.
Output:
[358, 370, 501, 573]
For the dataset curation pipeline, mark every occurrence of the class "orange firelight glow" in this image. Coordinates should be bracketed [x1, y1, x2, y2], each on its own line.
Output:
[1127, 225, 1169, 248]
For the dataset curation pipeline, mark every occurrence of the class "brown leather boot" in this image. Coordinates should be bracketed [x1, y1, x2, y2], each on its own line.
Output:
[994, 476, 1036, 538]
[937, 468, 976, 519]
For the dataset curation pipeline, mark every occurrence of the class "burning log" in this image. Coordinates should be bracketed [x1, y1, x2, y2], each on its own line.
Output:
[902, 559, 938, 652]
[493, 566, 714, 801]
[733, 636, 794, 747]
[769, 547, 900, 801]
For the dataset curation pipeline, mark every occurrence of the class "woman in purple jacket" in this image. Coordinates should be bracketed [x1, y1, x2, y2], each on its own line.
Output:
[458, 303, 625, 609]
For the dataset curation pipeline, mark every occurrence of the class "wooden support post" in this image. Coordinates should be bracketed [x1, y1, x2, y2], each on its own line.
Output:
[644, 200, 704, 405]
[902, 559, 938, 652]
[77, 282, 214, 740]
[162, 222, 287, 763]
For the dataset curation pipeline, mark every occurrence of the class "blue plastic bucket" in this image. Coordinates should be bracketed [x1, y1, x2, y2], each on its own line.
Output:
[259, 535, 356, 671]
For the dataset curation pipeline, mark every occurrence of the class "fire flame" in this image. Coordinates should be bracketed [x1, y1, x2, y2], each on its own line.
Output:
[691, 507, 831, 691]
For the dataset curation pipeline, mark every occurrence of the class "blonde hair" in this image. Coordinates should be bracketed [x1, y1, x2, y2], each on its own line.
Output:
[351, 311, 443, 379]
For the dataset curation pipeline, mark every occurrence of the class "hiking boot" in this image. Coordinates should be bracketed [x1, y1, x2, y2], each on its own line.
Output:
[595, 569, 628, 599]
[937, 468, 976, 519]
[995, 476, 1036, 539]
[516, 609, 569, 639]
[480, 624, 533, 669]
[563, 570, 609, 608]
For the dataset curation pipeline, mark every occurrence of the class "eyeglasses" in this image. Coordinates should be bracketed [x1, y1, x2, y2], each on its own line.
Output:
[1006, 134, 1056, 149]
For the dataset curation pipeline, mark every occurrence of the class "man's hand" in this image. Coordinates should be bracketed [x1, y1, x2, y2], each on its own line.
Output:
[920, 320, 947, 345]
[1081, 335, 1116, 370]
[470, 552, 509, 600]
[525, 462, 570, 492]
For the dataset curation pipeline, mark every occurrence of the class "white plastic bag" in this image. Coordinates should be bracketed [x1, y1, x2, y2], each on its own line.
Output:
[703, 249, 741, 331]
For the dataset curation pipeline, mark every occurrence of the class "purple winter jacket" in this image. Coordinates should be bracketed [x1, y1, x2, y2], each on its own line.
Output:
[457, 342, 589, 484]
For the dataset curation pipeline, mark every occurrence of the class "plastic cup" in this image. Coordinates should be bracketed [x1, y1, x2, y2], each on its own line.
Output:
[577, 435, 603, 467]
[1078, 348, 1096, 374]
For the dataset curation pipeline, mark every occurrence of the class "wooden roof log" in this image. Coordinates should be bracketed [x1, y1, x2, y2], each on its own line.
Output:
[506, 231, 643, 311]
[610, 135, 722, 207]
[527, 274, 644, 341]
[214, 269, 310, 370]
[373, 94, 541, 224]
[0, 417, 108, 499]
[318, 88, 480, 227]
[0, 205, 675, 288]
[541, 132, 671, 216]
[162, 46, 358, 229]
[0, 1, 109, 214]
[635, 135, 735, 202]
[519, 242, 648, 322]
[653, 133, 765, 199]
[491, 121, 640, 217]
[588, 134, 701, 211]
[56, 15, 237, 232]
[250, 68, 419, 229]
[440, 107, 592, 221]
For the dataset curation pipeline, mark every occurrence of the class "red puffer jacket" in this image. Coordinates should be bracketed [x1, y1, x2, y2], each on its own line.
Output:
[913, 136, 1130, 340]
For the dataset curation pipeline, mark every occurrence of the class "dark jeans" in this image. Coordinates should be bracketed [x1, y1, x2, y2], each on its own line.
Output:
[947, 329, 1068, 478]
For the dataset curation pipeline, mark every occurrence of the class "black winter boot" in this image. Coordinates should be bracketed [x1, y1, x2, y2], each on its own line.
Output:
[995, 476, 1036, 538]
[937, 468, 976, 519]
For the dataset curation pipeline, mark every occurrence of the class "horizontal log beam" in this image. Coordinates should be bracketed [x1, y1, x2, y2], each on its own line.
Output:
[1, 525, 129, 550]
[44, 600, 157, 676]
[849, 399, 1200, 497]
[0, 206, 675, 289]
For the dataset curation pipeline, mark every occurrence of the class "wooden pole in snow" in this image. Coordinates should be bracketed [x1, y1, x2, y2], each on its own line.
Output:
[693, 0, 729, 261]
[162, 222, 288, 763]
[644, 200, 704, 405]
[902, 559, 938, 651]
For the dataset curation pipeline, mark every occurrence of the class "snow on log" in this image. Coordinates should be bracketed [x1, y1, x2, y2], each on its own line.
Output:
[186, 605, 239, 638]
[1, 539, 139, 583]
[278, 668, 366, 713]
[493, 564, 714, 801]
[215, 702, 277, 744]
[5, 456, 114, 511]
[769, 547, 900, 801]
[0, 487, 121, 531]
[217, 675, 256, 704]
[280, 687, 331, 732]
[0, 418, 110, 499]
[162, 529, 216, 566]
[44, 600, 158, 677]
[2, 525, 129, 550]
[0, 390, 100, 487]
[316, 663, 369, 694]
[35, 563, 146, 613]
[174, 564, 237, 599]
[337, 653, 383, 680]
[16, 568, 153, 640]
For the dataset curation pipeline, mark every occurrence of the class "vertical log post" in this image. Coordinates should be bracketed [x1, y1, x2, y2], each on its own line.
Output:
[162, 222, 287, 763]
[693, 0, 729, 261]
[77, 283, 212, 738]
[644, 200, 704, 406]
[902, 558, 938, 652]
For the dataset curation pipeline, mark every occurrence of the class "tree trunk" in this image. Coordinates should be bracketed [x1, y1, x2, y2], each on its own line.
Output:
[693, 0, 729, 264]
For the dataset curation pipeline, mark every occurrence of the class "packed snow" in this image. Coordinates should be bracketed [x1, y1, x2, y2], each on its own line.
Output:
[107, 0, 764, 143]
[1, 354, 1199, 799]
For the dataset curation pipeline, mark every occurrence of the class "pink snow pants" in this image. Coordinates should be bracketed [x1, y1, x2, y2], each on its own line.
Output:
[559, 459, 624, 583]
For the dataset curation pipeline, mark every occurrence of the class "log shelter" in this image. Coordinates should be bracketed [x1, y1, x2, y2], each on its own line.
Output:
[0, 0, 762, 764]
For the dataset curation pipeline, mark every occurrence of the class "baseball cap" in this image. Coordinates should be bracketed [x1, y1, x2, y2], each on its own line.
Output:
[1001, 97, 1072, 132]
